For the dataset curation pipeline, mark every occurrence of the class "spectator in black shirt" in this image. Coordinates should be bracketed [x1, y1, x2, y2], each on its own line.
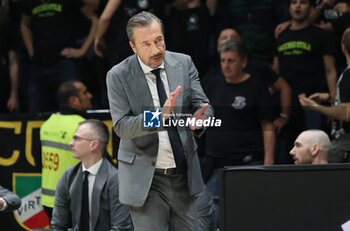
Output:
[20, 0, 98, 113]
[164, 0, 216, 77]
[217, 28, 292, 133]
[273, 0, 337, 127]
[217, 0, 290, 63]
[299, 27, 350, 162]
[310, 0, 350, 36]
[204, 40, 275, 227]
[203, 28, 291, 134]
[275, 0, 350, 38]
[273, 0, 337, 163]
[275, 0, 350, 73]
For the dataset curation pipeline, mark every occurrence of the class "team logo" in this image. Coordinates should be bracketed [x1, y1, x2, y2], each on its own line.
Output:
[143, 109, 162, 128]
[13, 173, 49, 230]
[187, 14, 199, 31]
[232, 96, 246, 109]
[138, 0, 149, 9]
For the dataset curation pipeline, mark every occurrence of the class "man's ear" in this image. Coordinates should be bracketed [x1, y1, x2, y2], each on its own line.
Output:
[311, 143, 319, 156]
[341, 43, 348, 56]
[242, 57, 248, 69]
[90, 140, 99, 152]
[129, 41, 137, 54]
[69, 96, 79, 107]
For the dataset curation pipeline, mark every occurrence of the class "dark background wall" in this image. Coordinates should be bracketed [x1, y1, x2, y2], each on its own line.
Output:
[220, 164, 350, 231]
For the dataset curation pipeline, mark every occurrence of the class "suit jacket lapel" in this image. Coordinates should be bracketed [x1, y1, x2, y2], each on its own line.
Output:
[90, 159, 108, 231]
[126, 53, 184, 112]
[70, 164, 83, 229]
[164, 52, 183, 114]
[127, 55, 155, 111]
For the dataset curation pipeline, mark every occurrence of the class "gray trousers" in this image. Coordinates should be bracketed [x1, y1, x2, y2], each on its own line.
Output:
[130, 172, 198, 231]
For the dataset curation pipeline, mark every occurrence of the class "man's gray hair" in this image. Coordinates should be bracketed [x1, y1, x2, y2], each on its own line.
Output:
[79, 119, 110, 152]
[126, 11, 164, 43]
[219, 40, 248, 60]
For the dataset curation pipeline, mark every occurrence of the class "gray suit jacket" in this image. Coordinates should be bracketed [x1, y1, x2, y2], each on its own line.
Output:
[50, 158, 133, 231]
[0, 185, 21, 212]
[107, 51, 213, 207]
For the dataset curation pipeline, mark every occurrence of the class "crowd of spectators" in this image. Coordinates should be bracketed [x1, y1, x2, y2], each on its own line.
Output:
[1, 0, 350, 168]
[1, 0, 350, 230]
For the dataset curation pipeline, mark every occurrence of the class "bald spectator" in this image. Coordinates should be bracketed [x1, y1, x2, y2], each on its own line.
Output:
[290, 130, 331, 164]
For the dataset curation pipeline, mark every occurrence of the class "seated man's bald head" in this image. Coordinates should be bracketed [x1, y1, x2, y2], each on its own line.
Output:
[303, 130, 331, 152]
[290, 130, 330, 165]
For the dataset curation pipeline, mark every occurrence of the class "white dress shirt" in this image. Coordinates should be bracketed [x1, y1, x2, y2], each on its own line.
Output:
[138, 56, 176, 169]
[0, 198, 7, 211]
[82, 158, 103, 230]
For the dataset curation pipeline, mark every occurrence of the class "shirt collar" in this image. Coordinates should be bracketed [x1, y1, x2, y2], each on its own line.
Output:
[82, 158, 103, 175]
[59, 107, 86, 117]
[137, 55, 164, 74]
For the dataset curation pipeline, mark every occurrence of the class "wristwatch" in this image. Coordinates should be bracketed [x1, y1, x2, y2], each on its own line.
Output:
[280, 113, 289, 121]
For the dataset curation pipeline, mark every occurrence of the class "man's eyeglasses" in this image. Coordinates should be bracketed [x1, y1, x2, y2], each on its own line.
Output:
[72, 135, 98, 142]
